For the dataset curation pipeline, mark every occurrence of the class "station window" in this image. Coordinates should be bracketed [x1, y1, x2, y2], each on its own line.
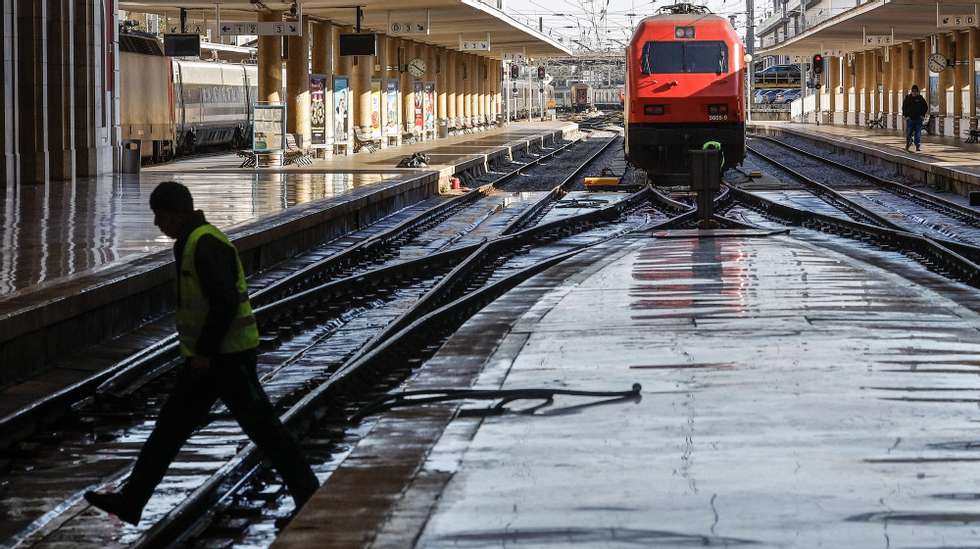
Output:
[641, 41, 728, 74]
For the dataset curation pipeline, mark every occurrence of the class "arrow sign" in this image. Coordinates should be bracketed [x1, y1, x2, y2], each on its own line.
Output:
[219, 20, 302, 36]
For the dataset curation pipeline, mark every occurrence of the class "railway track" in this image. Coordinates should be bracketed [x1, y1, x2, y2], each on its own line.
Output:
[723, 175, 980, 290]
[746, 135, 980, 245]
[1, 126, 664, 548]
[0, 132, 590, 449]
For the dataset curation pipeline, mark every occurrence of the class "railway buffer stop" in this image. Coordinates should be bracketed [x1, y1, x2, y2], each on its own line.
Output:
[752, 0, 980, 198]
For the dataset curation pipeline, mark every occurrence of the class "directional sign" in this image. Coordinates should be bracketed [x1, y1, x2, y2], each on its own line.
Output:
[864, 34, 892, 46]
[219, 20, 302, 36]
[939, 14, 977, 28]
[169, 23, 207, 35]
[389, 21, 428, 35]
[503, 52, 527, 64]
[460, 37, 491, 51]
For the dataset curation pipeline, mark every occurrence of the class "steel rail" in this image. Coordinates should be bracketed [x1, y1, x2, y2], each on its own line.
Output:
[130, 193, 686, 549]
[729, 185, 980, 287]
[501, 134, 622, 235]
[746, 145, 905, 230]
[0, 134, 585, 449]
[746, 145, 980, 266]
[750, 134, 980, 225]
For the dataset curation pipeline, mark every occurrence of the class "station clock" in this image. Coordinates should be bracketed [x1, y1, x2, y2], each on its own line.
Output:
[408, 58, 426, 78]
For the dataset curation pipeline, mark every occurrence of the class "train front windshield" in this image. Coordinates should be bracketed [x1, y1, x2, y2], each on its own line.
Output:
[641, 41, 728, 74]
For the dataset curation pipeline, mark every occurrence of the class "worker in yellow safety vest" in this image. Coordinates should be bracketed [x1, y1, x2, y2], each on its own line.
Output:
[85, 181, 318, 525]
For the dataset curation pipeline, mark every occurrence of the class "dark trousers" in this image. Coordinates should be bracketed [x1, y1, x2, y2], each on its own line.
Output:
[122, 351, 318, 508]
[906, 117, 923, 147]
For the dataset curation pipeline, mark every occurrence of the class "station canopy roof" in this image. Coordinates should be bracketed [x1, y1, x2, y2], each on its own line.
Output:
[119, 0, 573, 59]
[759, 0, 980, 57]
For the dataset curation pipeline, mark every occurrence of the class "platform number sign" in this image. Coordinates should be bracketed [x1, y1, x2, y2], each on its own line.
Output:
[940, 14, 977, 28]
[537, 66, 546, 80]
[510, 64, 520, 79]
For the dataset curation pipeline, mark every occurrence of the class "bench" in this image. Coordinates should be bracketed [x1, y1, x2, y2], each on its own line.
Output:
[401, 131, 418, 145]
[353, 129, 382, 153]
[923, 114, 937, 136]
[283, 134, 314, 166]
[966, 128, 980, 144]
[866, 114, 886, 129]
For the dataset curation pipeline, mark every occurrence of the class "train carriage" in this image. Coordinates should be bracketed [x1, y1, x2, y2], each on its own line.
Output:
[624, 4, 746, 184]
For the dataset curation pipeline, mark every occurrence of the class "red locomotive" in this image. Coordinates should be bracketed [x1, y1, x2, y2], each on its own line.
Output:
[624, 4, 747, 184]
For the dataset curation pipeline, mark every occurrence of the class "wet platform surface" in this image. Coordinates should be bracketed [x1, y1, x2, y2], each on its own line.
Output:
[279, 229, 980, 548]
[143, 122, 574, 173]
[0, 172, 399, 296]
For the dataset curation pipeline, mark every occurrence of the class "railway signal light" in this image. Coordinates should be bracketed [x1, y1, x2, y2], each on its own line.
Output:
[812, 54, 825, 74]
[537, 65, 545, 79]
[510, 64, 519, 79]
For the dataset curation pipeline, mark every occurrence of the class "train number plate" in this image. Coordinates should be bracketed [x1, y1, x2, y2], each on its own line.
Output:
[708, 114, 729, 121]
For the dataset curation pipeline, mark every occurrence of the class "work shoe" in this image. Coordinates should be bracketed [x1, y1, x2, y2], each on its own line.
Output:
[84, 490, 142, 525]
[916, 145, 921, 151]
[905, 142, 911, 151]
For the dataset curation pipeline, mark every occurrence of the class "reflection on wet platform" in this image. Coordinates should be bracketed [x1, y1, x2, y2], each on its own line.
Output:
[0, 171, 397, 295]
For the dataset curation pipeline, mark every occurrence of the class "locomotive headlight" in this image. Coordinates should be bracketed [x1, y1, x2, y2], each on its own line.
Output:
[674, 26, 695, 38]
[644, 104, 666, 115]
[707, 104, 729, 115]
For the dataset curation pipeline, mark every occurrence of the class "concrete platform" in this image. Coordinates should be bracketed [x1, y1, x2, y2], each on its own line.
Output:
[750, 121, 980, 196]
[144, 121, 578, 187]
[0, 121, 574, 387]
[277, 229, 980, 548]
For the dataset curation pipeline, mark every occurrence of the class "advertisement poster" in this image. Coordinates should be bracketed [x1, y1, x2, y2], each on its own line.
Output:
[414, 81, 425, 131]
[424, 82, 435, 131]
[385, 80, 399, 135]
[370, 80, 382, 138]
[310, 74, 328, 145]
[334, 76, 350, 143]
[253, 104, 285, 152]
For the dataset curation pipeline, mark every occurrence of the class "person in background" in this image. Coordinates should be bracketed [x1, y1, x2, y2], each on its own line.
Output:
[902, 85, 929, 152]
[84, 181, 318, 525]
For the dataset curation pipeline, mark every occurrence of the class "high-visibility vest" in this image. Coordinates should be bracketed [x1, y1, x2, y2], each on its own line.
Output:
[176, 224, 259, 357]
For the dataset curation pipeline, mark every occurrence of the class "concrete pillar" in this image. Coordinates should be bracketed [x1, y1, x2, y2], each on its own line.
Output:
[828, 56, 839, 119]
[312, 20, 333, 147]
[437, 48, 448, 128]
[971, 28, 979, 129]
[402, 40, 415, 134]
[2, 0, 13, 183]
[286, 15, 310, 146]
[455, 53, 465, 128]
[383, 35, 398, 139]
[487, 59, 500, 123]
[446, 50, 457, 128]
[480, 58, 489, 124]
[46, 0, 75, 179]
[17, 0, 49, 183]
[939, 34, 951, 131]
[258, 10, 283, 103]
[953, 31, 965, 135]
[78, 0, 117, 176]
[842, 55, 851, 123]
[464, 55, 474, 126]
[352, 45, 373, 137]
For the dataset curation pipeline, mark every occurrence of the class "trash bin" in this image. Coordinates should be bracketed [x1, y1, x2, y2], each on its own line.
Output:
[122, 141, 141, 174]
[438, 119, 449, 139]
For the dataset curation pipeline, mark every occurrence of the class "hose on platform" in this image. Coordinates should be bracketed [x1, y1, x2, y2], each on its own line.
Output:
[349, 383, 642, 423]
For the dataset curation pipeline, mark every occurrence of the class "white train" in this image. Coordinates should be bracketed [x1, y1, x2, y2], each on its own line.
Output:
[120, 33, 257, 161]
[592, 85, 624, 110]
